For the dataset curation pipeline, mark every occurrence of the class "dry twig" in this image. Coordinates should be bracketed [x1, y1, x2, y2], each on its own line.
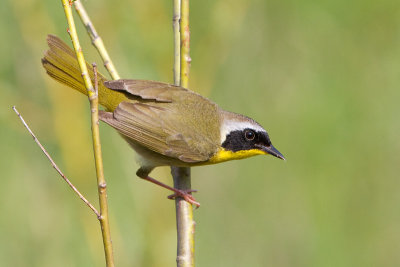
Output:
[12, 106, 100, 217]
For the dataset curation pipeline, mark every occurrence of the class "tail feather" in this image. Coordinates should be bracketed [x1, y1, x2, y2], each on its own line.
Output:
[42, 34, 125, 111]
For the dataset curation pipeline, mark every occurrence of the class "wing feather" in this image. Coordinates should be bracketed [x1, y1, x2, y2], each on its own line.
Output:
[99, 102, 211, 163]
[104, 79, 187, 102]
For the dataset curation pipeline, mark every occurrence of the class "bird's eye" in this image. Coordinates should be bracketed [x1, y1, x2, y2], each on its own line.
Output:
[244, 130, 256, 141]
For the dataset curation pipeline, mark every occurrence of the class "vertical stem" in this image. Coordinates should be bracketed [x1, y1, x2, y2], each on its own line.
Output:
[92, 65, 115, 267]
[61, 0, 95, 96]
[172, 0, 195, 266]
[73, 0, 121, 80]
[173, 0, 181, 86]
[171, 167, 195, 267]
[60, 1, 114, 266]
[180, 0, 191, 89]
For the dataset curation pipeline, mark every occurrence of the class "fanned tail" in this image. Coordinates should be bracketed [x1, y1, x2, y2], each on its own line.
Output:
[41, 34, 125, 111]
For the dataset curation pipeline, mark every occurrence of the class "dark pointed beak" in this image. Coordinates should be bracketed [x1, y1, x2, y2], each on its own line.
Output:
[257, 144, 285, 160]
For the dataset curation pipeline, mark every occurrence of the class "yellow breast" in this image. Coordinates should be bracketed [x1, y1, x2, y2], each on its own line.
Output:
[208, 148, 266, 164]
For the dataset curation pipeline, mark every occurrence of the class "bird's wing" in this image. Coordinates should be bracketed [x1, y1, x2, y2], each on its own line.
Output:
[99, 101, 212, 163]
[104, 79, 188, 103]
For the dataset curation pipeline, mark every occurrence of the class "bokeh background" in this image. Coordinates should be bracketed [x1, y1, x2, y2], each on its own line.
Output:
[1, 0, 400, 266]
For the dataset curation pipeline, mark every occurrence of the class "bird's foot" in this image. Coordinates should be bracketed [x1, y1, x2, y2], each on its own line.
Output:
[139, 175, 201, 208]
[168, 189, 200, 208]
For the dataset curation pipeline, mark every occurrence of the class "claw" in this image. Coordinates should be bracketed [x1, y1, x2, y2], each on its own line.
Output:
[139, 175, 200, 208]
[168, 189, 200, 208]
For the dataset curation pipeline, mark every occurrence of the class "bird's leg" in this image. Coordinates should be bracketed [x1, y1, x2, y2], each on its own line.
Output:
[136, 167, 200, 207]
[140, 175, 200, 208]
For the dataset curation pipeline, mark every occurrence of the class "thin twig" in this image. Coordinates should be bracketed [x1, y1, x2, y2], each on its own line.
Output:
[12, 106, 100, 217]
[61, 0, 115, 266]
[73, 0, 121, 80]
[172, 0, 195, 266]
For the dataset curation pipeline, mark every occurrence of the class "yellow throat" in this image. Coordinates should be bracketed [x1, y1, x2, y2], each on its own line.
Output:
[208, 148, 267, 164]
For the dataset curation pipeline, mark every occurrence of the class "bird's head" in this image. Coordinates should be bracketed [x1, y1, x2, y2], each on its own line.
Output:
[209, 112, 285, 163]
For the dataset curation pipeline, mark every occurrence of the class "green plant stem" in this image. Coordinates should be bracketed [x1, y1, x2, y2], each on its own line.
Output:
[180, 0, 191, 89]
[60, 1, 114, 266]
[173, 0, 181, 86]
[172, 0, 195, 266]
[91, 64, 115, 267]
[171, 167, 195, 267]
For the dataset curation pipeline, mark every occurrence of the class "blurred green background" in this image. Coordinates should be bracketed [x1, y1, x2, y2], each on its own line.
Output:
[1, 0, 400, 266]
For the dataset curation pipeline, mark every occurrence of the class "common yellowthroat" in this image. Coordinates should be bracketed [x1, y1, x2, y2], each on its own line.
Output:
[42, 35, 284, 207]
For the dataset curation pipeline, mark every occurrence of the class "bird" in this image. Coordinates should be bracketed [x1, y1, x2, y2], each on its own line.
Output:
[41, 35, 285, 207]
